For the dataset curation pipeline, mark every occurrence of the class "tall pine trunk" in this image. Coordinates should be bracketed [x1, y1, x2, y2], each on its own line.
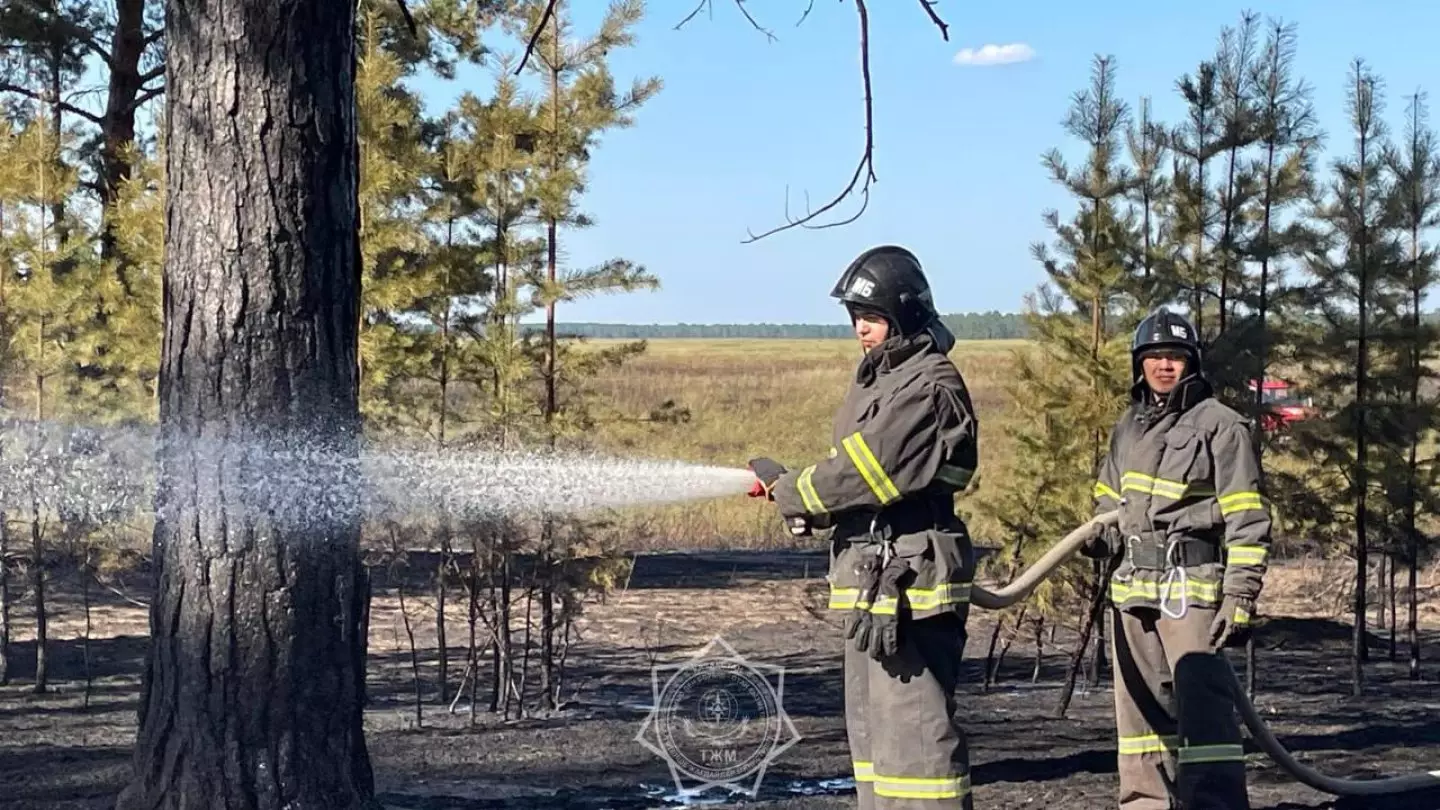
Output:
[115, 0, 373, 802]
[1351, 67, 1373, 693]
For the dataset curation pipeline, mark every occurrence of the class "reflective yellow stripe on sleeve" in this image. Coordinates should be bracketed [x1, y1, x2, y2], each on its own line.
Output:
[796, 465, 828, 516]
[842, 432, 900, 504]
[1226, 544, 1268, 567]
[1095, 481, 1121, 501]
[1219, 490, 1267, 516]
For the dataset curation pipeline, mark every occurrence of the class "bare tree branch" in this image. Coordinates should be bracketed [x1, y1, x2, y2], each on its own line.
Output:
[917, 0, 950, 41]
[795, 0, 816, 28]
[395, 0, 419, 38]
[0, 82, 104, 125]
[515, 0, 561, 75]
[741, 0, 877, 242]
[676, 0, 774, 41]
[675, 0, 710, 31]
[733, 1, 776, 42]
[126, 85, 162, 114]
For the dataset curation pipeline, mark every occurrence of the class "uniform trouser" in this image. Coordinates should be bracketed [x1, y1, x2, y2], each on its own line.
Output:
[1111, 605, 1249, 810]
[844, 610, 973, 810]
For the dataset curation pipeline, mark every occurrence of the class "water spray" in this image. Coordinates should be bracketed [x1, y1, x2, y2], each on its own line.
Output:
[0, 418, 758, 530]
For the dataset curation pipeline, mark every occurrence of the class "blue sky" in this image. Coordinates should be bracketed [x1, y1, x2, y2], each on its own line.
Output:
[413, 0, 1440, 326]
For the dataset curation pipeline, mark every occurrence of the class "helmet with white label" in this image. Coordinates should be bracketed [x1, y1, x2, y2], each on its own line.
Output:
[829, 245, 939, 336]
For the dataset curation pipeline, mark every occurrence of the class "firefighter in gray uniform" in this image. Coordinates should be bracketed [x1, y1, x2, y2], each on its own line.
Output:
[749, 245, 980, 810]
[1083, 307, 1272, 810]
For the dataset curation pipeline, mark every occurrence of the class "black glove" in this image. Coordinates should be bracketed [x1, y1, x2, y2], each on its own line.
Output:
[1209, 595, 1255, 650]
[747, 457, 787, 500]
[847, 552, 881, 653]
[1079, 522, 1121, 560]
[866, 555, 912, 661]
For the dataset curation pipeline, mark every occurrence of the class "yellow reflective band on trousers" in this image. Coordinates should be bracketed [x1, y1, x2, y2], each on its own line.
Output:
[1226, 544, 1267, 566]
[1117, 733, 1178, 756]
[1219, 490, 1267, 516]
[853, 761, 876, 782]
[842, 432, 901, 504]
[797, 465, 827, 516]
[1110, 578, 1220, 603]
[1120, 472, 1214, 500]
[872, 773, 971, 801]
[828, 582, 971, 612]
[1094, 481, 1120, 501]
[1177, 743, 1246, 764]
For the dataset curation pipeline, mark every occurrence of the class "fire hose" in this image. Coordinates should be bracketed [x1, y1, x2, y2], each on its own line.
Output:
[969, 509, 1440, 798]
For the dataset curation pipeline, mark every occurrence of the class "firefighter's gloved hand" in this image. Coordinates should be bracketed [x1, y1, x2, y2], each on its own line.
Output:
[867, 556, 912, 661]
[847, 553, 882, 654]
[1208, 595, 1255, 650]
[1078, 521, 1120, 560]
[747, 457, 786, 500]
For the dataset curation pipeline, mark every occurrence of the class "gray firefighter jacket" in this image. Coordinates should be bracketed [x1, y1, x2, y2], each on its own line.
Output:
[1093, 373, 1273, 615]
[771, 325, 979, 621]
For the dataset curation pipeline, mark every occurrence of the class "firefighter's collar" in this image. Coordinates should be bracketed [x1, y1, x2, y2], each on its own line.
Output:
[856, 330, 935, 384]
[1131, 373, 1211, 414]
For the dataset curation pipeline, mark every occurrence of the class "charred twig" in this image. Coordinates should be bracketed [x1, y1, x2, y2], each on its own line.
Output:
[516, 0, 561, 74]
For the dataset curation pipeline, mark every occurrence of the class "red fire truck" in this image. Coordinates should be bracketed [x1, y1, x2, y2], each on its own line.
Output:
[1246, 378, 1316, 432]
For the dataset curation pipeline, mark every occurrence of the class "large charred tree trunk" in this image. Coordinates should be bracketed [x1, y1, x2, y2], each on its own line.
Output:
[114, 0, 371, 804]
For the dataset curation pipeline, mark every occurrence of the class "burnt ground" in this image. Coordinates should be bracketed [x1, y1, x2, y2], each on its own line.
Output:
[1, 549, 1438, 810]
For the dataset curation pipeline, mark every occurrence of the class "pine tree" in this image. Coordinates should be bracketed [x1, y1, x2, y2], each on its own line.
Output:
[1124, 95, 1172, 307]
[1292, 59, 1406, 695]
[1243, 17, 1319, 439]
[1210, 12, 1263, 342]
[1018, 54, 1141, 711]
[115, 0, 376, 801]
[1167, 59, 1222, 335]
[1381, 88, 1440, 678]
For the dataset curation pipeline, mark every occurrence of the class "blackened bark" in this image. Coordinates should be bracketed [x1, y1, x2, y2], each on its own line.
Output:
[114, 0, 369, 803]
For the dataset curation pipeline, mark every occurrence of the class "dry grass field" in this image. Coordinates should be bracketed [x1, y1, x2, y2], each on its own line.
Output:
[582, 338, 1029, 549]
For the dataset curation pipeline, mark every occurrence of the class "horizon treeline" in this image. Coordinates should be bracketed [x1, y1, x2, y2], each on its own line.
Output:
[966, 11, 1440, 700]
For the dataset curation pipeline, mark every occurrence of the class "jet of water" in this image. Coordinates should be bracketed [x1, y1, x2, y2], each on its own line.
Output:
[0, 419, 758, 531]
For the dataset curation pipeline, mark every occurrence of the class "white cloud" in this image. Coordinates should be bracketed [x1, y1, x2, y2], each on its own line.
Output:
[953, 42, 1035, 67]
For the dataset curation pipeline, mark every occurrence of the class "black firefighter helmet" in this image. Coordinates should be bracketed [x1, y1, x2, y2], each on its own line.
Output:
[1130, 307, 1202, 383]
[830, 245, 940, 336]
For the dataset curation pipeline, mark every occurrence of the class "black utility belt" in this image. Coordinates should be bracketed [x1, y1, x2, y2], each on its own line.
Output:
[835, 501, 956, 541]
[1125, 536, 1220, 568]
